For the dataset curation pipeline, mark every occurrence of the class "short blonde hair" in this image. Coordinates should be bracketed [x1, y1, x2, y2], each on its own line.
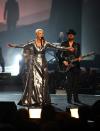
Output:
[35, 28, 44, 34]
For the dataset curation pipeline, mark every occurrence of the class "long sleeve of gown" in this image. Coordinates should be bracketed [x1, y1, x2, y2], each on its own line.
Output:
[10, 40, 34, 49]
[8, 43, 24, 48]
[14, 45, 24, 48]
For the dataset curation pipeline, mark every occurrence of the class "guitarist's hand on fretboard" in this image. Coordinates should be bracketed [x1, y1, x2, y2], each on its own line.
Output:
[71, 57, 82, 62]
[78, 56, 83, 62]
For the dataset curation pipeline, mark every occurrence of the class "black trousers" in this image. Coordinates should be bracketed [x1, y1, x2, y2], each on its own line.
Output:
[0, 62, 5, 72]
[65, 68, 80, 103]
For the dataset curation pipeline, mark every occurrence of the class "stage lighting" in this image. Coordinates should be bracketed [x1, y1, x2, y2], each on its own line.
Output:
[29, 108, 42, 119]
[15, 54, 22, 61]
[70, 108, 79, 118]
[11, 54, 22, 76]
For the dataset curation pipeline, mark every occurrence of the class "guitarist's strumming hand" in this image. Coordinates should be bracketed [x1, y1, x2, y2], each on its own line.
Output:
[63, 61, 69, 66]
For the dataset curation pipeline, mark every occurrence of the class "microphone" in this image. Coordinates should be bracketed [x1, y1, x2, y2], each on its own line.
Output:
[40, 37, 44, 46]
[41, 37, 44, 40]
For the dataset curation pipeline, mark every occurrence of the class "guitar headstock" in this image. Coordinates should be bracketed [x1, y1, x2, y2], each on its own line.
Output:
[88, 51, 96, 56]
[81, 51, 96, 59]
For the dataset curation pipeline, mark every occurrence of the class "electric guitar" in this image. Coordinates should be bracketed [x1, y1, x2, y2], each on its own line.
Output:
[65, 51, 96, 72]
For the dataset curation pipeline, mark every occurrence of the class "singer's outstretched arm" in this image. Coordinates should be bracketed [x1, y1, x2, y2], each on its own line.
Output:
[8, 40, 34, 48]
[8, 43, 24, 48]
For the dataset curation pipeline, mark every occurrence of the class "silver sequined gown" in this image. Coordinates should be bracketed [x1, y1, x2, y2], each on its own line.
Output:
[18, 41, 68, 106]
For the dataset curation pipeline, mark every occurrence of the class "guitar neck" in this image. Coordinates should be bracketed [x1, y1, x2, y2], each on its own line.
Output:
[70, 52, 95, 63]
[71, 58, 79, 63]
[81, 54, 93, 59]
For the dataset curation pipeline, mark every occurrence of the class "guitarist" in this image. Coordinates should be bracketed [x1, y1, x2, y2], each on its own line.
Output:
[57, 29, 82, 104]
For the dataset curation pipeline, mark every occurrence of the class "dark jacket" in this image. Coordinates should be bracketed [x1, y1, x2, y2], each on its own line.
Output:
[57, 41, 81, 71]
